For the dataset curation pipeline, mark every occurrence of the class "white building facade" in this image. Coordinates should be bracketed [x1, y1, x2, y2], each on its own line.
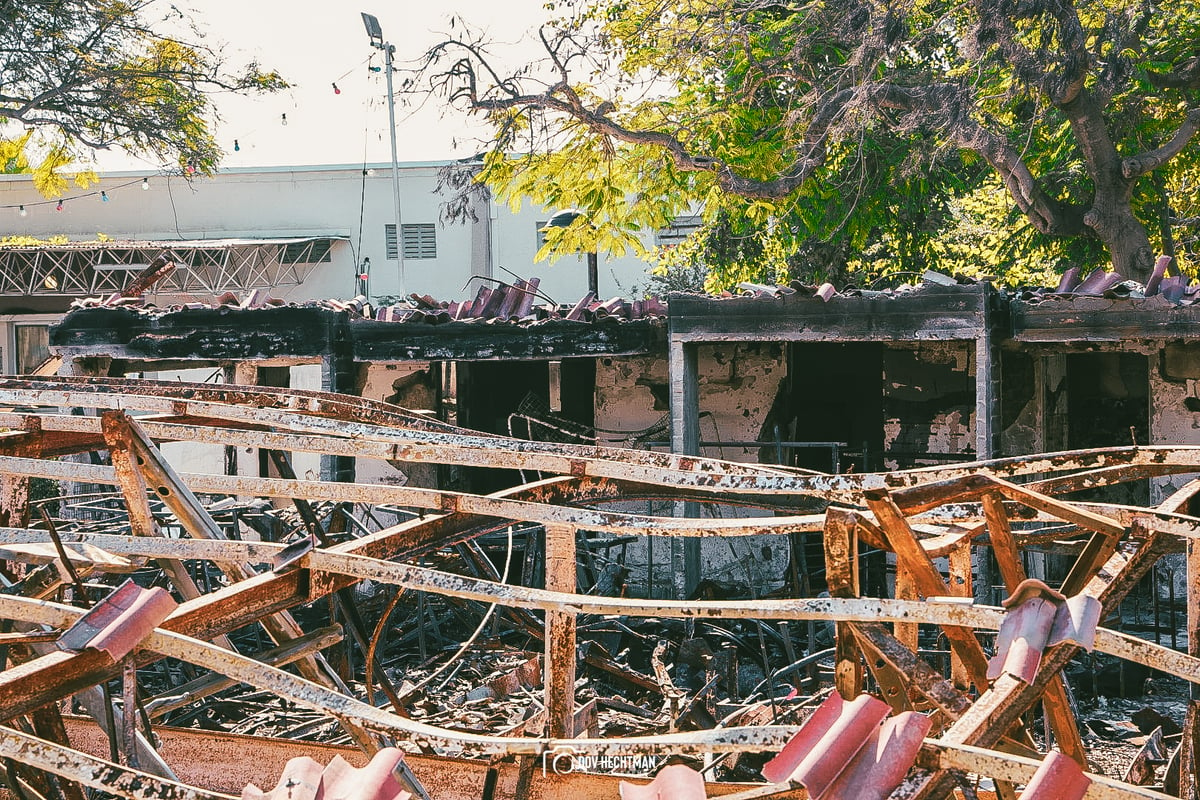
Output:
[0, 161, 664, 370]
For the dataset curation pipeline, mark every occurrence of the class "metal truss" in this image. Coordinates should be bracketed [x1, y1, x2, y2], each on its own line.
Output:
[0, 238, 344, 298]
[0, 376, 1193, 800]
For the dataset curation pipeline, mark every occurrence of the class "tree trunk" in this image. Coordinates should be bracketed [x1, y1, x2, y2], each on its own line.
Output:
[1058, 90, 1156, 284]
[1084, 186, 1156, 284]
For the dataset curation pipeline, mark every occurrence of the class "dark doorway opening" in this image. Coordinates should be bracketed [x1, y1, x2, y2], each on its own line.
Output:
[787, 343, 884, 473]
[1066, 351, 1149, 504]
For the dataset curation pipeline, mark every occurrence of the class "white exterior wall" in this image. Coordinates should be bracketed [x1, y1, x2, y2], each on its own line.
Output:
[0, 163, 659, 304]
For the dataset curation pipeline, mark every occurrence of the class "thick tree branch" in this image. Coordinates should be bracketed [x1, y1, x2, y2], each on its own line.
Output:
[868, 83, 1082, 236]
[469, 81, 858, 199]
[1148, 56, 1200, 90]
[1123, 109, 1200, 179]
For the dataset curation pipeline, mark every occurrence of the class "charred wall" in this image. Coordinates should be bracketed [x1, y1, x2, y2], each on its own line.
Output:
[881, 342, 976, 469]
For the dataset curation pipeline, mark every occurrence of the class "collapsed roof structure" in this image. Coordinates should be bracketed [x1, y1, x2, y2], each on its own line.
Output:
[1, 262, 1199, 799]
[0, 375, 1194, 800]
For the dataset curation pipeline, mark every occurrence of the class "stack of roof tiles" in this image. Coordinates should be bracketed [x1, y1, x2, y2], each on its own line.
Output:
[69, 278, 668, 325]
[66, 253, 1200, 319]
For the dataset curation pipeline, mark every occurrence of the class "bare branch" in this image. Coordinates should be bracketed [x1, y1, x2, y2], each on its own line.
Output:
[1123, 109, 1200, 179]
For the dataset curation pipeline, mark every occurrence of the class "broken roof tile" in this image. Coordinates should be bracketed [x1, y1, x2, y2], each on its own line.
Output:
[242, 748, 414, 800]
[762, 691, 930, 800]
[618, 764, 706, 800]
[1017, 751, 1091, 800]
[988, 581, 1101, 683]
[819, 711, 933, 800]
[56, 578, 177, 661]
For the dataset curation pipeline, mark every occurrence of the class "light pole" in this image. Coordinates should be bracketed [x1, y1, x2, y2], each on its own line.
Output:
[544, 209, 599, 298]
[361, 12, 406, 299]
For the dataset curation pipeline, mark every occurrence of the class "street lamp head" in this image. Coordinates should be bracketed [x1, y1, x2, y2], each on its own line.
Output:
[361, 12, 385, 48]
[544, 209, 583, 229]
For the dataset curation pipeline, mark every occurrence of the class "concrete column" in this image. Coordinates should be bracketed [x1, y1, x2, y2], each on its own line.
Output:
[974, 287, 1003, 460]
[320, 353, 358, 484]
[668, 337, 701, 599]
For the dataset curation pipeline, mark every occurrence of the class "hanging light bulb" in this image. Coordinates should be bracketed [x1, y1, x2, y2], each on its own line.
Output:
[100, 191, 109, 202]
[185, 162, 196, 175]
[43, 274, 58, 290]
[281, 113, 288, 126]
[55, 199, 63, 211]
[142, 177, 150, 190]
[332, 82, 341, 94]
[234, 139, 240, 152]
[369, 65, 381, 73]
[18, 205, 26, 217]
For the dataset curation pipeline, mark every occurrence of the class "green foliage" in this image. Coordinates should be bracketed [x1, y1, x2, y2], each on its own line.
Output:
[426, 0, 1200, 289]
[0, 1, 286, 189]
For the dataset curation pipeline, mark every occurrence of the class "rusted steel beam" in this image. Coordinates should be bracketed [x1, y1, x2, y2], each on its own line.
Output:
[0, 454, 829, 539]
[27, 704, 88, 800]
[0, 376, 471, 438]
[544, 525, 578, 739]
[1027, 462, 1183, 495]
[1060, 518, 1137, 598]
[885, 473, 1127, 539]
[822, 510, 862, 698]
[988, 476, 1127, 539]
[0, 420, 39, 529]
[121, 658, 140, 769]
[145, 625, 344, 719]
[919, 741, 1177, 800]
[0, 724, 233, 800]
[946, 539, 973, 690]
[0, 649, 115, 723]
[848, 623, 971, 720]
[101, 412, 211, 607]
[982, 492, 1088, 766]
[0, 380, 802, 492]
[863, 489, 990, 691]
[893, 563, 919, 657]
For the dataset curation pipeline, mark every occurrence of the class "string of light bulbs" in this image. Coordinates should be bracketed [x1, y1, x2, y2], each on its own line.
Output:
[222, 53, 377, 157]
[3, 175, 155, 216]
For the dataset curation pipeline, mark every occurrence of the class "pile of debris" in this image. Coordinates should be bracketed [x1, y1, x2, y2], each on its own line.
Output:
[0, 376, 1194, 800]
[68, 259, 669, 328]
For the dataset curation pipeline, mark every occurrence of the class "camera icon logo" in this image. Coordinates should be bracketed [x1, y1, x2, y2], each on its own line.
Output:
[542, 745, 578, 775]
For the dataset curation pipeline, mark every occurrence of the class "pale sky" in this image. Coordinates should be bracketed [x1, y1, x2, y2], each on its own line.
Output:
[92, 0, 553, 172]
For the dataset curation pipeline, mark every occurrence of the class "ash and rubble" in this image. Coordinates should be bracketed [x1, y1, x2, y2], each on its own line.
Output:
[2, 258, 1199, 799]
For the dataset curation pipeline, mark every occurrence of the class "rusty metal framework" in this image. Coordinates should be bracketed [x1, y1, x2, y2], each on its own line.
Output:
[0, 239, 343, 297]
[0, 376, 1195, 800]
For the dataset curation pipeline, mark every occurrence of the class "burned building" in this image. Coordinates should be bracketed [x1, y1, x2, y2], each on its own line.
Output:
[0, 271, 1194, 799]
